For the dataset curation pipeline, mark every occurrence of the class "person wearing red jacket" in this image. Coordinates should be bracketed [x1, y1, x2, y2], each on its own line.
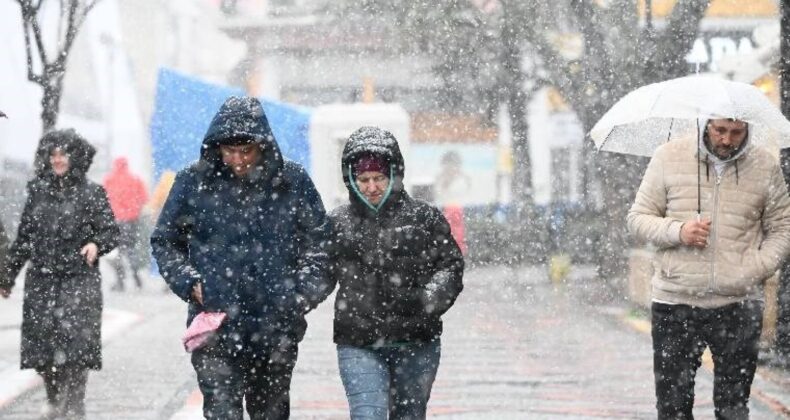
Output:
[103, 157, 148, 291]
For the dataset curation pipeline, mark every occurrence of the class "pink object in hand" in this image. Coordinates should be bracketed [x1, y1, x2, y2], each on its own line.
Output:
[182, 312, 227, 352]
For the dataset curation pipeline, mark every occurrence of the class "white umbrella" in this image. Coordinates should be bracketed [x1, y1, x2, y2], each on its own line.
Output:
[591, 75, 790, 156]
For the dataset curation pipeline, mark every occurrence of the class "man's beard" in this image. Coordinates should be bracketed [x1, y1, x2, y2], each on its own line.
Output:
[712, 145, 737, 160]
[704, 135, 741, 160]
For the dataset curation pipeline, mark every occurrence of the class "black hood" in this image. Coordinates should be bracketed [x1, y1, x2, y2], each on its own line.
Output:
[34, 128, 96, 180]
[199, 96, 284, 183]
[341, 126, 406, 211]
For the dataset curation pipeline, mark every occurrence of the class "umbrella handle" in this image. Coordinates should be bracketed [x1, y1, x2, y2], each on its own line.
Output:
[696, 213, 701, 222]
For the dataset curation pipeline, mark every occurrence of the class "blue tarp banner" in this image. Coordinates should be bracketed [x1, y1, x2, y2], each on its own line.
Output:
[149, 68, 312, 181]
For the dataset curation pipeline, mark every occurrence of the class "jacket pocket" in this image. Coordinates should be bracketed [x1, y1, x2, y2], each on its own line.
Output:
[715, 249, 765, 296]
[654, 248, 709, 294]
[659, 249, 675, 278]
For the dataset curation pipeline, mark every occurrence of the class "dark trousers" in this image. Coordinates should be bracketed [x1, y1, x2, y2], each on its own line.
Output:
[37, 365, 89, 419]
[652, 301, 763, 420]
[191, 334, 298, 420]
[776, 262, 790, 358]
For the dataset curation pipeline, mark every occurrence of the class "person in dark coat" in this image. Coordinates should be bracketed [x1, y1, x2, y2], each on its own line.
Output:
[151, 96, 333, 420]
[329, 126, 465, 420]
[0, 129, 119, 420]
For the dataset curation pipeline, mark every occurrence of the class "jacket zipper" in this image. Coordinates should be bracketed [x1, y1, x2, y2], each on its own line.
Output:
[709, 168, 724, 292]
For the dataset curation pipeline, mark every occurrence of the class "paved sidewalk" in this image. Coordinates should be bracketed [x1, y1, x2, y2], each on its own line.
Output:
[615, 302, 790, 417]
[166, 265, 790, 419]
[3, 265, 790, 419]
[0, 269, 194, 420]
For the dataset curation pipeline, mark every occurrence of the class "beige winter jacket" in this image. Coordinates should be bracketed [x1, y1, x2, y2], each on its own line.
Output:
[627, 136, 790, 308]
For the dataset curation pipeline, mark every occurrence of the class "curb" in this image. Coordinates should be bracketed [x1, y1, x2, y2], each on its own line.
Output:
[0, 308, 142, 410]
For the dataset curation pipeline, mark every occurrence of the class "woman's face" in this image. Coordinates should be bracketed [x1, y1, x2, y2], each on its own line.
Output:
[355, 171, 389, 205]
[50, 148, 70, 176]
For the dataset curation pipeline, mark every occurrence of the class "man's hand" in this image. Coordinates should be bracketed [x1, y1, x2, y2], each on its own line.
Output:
[0, 288, 10, 299]
[680, 218, 711, 249]
[80, 243, 99, 267]
[191, 283, 204, 305]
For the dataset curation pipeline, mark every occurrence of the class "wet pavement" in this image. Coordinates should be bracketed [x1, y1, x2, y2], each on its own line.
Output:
[1, 264, 789, 419]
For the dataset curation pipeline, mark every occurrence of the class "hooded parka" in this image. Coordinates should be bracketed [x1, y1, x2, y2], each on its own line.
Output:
[329, 127, 465, 347]
[628, 129, 790, 308]
[1, 129, 119, 370]
[151, 97, 332, 349]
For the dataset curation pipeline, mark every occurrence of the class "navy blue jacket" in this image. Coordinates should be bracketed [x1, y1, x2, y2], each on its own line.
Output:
[151, 97, 332, 343]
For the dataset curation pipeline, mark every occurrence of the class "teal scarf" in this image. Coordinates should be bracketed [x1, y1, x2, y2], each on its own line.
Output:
[347, 164, 394, 212]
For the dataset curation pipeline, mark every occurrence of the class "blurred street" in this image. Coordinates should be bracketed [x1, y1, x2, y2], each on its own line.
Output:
[1, 1, 789, 419]
[2, 264, 790, 419]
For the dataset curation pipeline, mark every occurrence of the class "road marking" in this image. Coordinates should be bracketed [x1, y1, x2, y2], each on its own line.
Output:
[0, 308, 141, 410]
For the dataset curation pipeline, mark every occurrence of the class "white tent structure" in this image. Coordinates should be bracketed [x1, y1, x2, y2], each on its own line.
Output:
[309, 103, 410, 210]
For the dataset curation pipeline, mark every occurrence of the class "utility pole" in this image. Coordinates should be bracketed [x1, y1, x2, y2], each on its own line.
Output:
[783, 1, 790, 118]
[775, 0, 790, 365]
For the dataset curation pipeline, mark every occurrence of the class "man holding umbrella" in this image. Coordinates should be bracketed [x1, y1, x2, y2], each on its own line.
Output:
[628, 116, 790, 419]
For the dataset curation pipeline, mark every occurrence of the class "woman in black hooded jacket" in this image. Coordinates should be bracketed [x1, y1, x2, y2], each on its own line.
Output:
[0, 129, 119, 420]
[329, 126, 464, 420]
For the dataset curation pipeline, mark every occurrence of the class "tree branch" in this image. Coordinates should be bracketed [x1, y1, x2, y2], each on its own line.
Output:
[22, 20, 44, 85]
[524, 26, 586, 114]
[69, 0, 104, 52]
[29, 8, 50, 66]
[61, 0, 78, 56]
[652, 0, 710, 79]
[15, 0, 46, 84]
[83, 0, 101, 15]
[57, 0, 66, 51]
[569, 0, 613, 88]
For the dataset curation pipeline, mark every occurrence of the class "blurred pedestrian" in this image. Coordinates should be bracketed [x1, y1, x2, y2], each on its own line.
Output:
[103, 157, 148, 291]
[328, 126, 464, 420]
[434, 151, 470, 255]
[151, 96, 333, 419]
[0, 129, 119, 420]
[628, 118, 790, 419]
[434, 150, 471, 207]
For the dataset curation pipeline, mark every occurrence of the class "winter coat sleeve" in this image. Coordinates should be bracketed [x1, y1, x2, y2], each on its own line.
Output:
[395, 206, 465, 318]
[627, 151, 684, 248]
[150, 171, 203, 302]
[88, 185, 120, 256]
[292, 167, 333, 314]
[755, 163, 790, 275]
[1, 191, 35, 290]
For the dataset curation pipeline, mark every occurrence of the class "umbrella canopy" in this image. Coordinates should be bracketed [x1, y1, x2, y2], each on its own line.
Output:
[591, 75, 790, 156]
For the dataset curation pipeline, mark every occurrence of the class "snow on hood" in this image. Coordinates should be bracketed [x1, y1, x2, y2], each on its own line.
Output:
[34, 128, 96, 180]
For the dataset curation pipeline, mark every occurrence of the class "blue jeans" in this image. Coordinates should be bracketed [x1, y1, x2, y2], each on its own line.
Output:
[337, 341, 441, 420]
